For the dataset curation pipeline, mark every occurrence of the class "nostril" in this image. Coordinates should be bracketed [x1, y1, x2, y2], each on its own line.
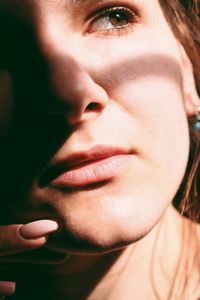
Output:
[85, 102, 102, 112]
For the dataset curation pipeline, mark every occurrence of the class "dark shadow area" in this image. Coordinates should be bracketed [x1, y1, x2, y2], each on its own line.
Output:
[0, 9, 188, 300]
[0, 13, 182, 198]
[0, 248, 126, 300]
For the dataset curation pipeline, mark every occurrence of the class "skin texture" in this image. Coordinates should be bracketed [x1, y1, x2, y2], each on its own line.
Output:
[0, 0, 199, 299]
[0, 0, 194, 252]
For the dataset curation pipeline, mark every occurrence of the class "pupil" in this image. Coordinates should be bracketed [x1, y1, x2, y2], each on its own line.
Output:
[110, 11, 128, 27]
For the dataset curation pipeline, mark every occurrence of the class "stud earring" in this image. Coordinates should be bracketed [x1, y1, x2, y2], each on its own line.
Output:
[192, 105, 200, 131]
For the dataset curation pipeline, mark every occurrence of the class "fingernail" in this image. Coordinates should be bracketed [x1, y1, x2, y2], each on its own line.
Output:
[0, 282, 16, 296]
[19, 220, 58, 240]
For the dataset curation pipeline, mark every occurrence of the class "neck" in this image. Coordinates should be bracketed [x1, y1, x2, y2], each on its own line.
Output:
[43, 206, 185, 300]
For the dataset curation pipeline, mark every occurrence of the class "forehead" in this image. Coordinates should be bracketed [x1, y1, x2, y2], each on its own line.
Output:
[0, 0, 158, 11]
[0, 0, 163, 30]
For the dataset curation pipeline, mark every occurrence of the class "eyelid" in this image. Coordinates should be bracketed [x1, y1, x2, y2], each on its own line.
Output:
[85, 1, 141, 21]
[91, 6, 137, 24]
[84, 6, 140, 37]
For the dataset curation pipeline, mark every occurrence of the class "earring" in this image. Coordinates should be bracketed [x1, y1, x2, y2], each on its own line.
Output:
[192, 105, 200, 131]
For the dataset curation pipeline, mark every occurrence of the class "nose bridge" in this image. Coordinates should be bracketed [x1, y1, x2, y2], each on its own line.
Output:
[36, 23, 108, 124]
[37, 19, 85, 84]
[45, 47, 96, 103]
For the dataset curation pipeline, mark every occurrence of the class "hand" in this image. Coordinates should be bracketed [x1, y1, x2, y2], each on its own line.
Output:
[0, 219, 64, 298]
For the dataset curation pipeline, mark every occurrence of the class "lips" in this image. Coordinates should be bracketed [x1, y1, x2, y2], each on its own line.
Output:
[39, 146, 133, 188]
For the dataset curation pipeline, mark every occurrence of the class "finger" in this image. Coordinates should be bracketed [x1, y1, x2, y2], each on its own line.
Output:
[0, 281, 16, 298]
[0, 220, 58, 256]
[1, 248, 70, 265]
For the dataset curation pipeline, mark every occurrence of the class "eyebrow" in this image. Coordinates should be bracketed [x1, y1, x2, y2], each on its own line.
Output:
[67, 0, 81, 4]
[66, 0, 83, 7]
[0, 0, 94, 11]
[0, 0, 83, 11]
[0, 0, 102, 15]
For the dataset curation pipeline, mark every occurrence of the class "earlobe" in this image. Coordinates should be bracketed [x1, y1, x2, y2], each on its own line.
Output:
[192, 106, 200, 131]
[179, 45, 200, 117]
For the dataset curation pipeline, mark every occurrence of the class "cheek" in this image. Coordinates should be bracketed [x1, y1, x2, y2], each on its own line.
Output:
[102, 49, 189, 177]
[118, 76, 190, 209]
[101, 56, 190, 214]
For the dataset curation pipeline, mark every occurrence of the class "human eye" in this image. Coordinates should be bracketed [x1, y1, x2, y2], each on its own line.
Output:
[86, 5, 139, 36]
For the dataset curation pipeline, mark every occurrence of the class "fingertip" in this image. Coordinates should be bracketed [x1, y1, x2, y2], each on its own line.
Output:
[0, 281, 16, 296]
[18, 220, 58, 240]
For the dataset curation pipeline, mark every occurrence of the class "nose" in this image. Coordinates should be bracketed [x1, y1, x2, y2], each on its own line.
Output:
[47, 54, 108, 125]
[36, 26, 108, 126]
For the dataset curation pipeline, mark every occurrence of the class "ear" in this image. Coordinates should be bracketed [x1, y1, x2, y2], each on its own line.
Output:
[179, 45, 199, 117]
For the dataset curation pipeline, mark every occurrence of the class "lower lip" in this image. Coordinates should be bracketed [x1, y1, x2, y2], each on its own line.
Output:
[50, 155, 132, 188]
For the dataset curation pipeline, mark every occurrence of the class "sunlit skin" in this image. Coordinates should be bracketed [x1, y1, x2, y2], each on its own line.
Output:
[0, 0, 199, 299]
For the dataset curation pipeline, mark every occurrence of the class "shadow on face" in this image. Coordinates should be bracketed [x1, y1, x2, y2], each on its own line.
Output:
[0, 11, 185, 226]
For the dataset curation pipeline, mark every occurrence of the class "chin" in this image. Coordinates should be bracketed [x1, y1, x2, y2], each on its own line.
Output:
[44, 212, 158, 255]
[45, 232, 145, 256]
[26, 172, 178, 255]
[45, 236, 133, 255]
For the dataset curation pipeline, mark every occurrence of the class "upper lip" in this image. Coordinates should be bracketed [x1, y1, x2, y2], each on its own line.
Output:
[52, 145, 128, 169]
[39, 145, 129, 186]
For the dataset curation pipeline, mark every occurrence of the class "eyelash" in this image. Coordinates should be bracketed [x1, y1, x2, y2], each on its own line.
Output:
[86, 6, 139, 37]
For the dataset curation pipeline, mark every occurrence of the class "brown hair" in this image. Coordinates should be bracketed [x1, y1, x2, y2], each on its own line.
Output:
[159, 0, 200, 222]
[153, 2, 200, 299]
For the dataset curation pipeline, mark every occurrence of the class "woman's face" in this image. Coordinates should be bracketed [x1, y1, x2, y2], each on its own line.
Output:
[0, 0, 192, 253]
